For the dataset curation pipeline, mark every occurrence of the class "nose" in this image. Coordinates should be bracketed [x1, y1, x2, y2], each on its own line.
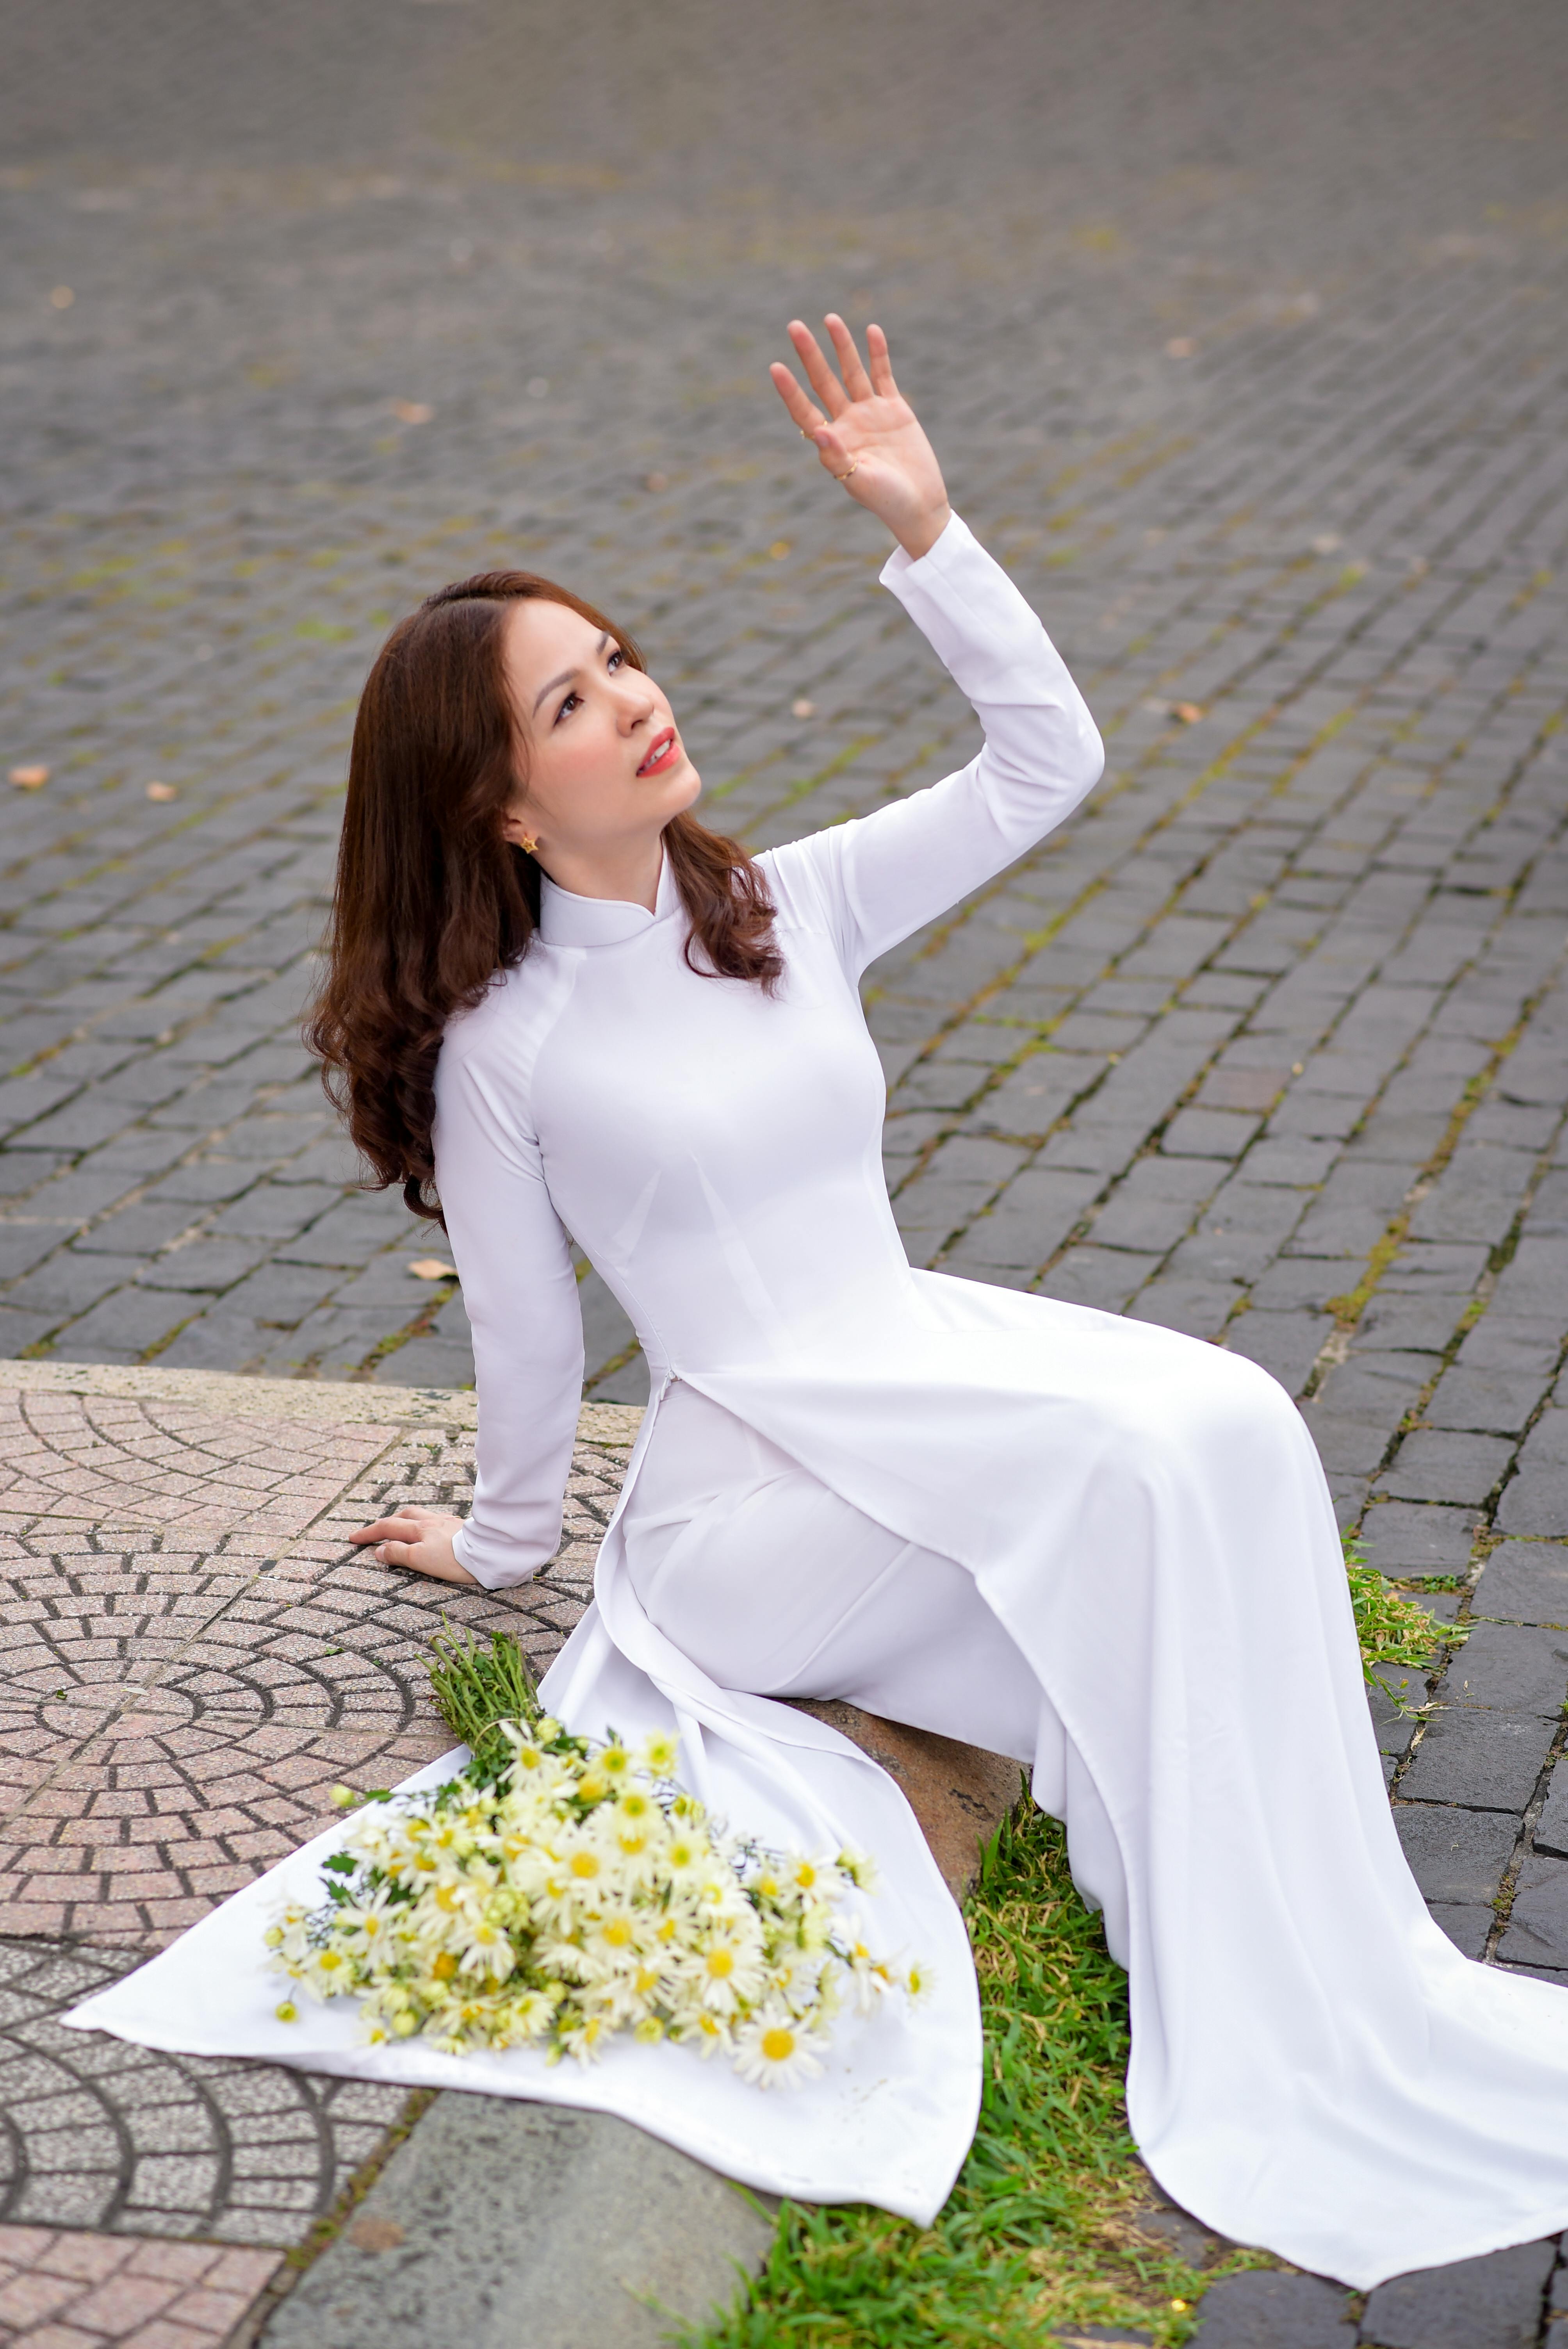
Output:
[613, 667, 659, 731]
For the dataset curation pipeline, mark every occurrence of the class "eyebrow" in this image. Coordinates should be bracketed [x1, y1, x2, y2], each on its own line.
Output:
[531, 631, 611, 716]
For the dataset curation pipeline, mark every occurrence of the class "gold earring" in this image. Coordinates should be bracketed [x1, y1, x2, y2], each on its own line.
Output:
[520, 832, 539, 855]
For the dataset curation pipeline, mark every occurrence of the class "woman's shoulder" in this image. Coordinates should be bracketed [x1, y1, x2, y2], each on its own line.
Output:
[438, 959, 554, 1071]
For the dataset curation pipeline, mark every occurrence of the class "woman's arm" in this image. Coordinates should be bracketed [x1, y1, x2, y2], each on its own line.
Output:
[767, 317, 1103, 975]
[352, 1024, 585, 1590]
[778, 515, 1103, 974]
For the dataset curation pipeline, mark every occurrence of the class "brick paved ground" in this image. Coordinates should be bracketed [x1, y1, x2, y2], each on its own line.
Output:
[2, 0, 1568, 2339]
[0, 1365, 634, 2331]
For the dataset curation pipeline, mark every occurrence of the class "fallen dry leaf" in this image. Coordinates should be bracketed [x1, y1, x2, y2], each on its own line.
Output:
[1171, 701, 1206, 724]
[349, 2217, 405, 2252]
[146, 781, 178, 802]
[391, 399, 434, 424]
[50, 286, 74, 310]
[768, 540, 791, 560]
[9, 765, 49, 790]
[791, 698, 816, 719]
[409, 1257, 458, 1281]
[643, 471, 669, 492]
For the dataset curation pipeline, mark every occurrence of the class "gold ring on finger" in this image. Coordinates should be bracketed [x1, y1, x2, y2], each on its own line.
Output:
[834, 458, 860, 482]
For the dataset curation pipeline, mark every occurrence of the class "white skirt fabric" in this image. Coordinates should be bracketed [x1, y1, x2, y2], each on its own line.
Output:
[606, 1354, 1568, 2290]
[622, 1381, 1134, 1953]
[66, 1313, 1568, 2286]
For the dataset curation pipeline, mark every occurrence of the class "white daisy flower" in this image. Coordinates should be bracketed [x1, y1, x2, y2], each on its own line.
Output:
[732, 2012, 828, 2090]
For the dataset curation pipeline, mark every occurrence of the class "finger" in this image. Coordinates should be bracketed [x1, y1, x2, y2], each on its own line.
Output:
[813, 427, 875, 498]
[865, 323, 898, 399]
[768, 360, 828, 438]
[787, 318, 849, 417]
[350, 1515, 421, 1545]
[823, 314, 873, 402]
[378, 1540, 480, 1587]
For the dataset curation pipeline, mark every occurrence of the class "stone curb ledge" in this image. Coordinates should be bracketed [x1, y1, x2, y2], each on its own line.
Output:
[255, 2099, 776, 2349]
[0, 1358, 643, 1446]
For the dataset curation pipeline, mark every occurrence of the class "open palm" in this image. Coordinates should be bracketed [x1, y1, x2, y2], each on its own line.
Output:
[770, 316, 951, 561]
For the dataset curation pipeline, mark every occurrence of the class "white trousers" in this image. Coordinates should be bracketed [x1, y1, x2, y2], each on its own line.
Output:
[621, 1377, 1134, 1957]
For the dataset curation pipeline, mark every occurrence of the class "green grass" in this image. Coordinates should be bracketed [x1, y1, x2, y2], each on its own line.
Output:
[425, 1554, 1458, 2346]
[427, 1623, 542, 1770]
[679, 1800, 1240, 2349]
[1344, 1534, 1467, 1709]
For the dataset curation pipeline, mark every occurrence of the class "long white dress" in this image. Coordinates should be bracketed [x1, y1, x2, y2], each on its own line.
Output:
[68, 519, 1568, 2287]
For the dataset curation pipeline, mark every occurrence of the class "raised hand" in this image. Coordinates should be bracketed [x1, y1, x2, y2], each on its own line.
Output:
[349, 1503, 479, 1585]
[769, 315, 952, 561]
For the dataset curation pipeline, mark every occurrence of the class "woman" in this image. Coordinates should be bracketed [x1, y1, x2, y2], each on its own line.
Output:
[316, 317, 1568, 2286]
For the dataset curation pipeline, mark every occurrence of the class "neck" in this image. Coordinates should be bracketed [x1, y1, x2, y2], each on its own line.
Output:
[535, 835, 665, 914]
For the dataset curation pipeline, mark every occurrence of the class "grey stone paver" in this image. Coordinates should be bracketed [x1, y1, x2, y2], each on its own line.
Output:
[1360, 2240, 1559, 2349]
[0, 1943, 404, 2247]
[2, 0, 1568, 2339]
[260, 2095, 773, 2349]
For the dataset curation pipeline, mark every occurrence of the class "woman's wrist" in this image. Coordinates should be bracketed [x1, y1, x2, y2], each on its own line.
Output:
[895, 503, 953, 563]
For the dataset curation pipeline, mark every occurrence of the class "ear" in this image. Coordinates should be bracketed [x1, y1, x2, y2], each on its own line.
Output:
[499, 805, 540, 854]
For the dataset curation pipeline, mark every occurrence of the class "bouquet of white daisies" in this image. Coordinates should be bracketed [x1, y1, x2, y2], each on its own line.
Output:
[266, 1631, 924, 2089]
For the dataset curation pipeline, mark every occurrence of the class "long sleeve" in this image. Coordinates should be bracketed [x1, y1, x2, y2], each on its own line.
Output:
[764, 513, 1103, 977]
[432, 1020, 585, 1589]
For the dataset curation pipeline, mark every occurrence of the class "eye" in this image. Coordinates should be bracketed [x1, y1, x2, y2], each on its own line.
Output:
[553, 690, 581, 725]
[606, 647, 624, 674]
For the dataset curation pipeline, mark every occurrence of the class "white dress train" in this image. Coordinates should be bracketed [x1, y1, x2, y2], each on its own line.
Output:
[67, 515, 1568, 2289]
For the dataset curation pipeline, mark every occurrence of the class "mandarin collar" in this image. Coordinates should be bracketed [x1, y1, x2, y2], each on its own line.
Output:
[538, 849, 680, 948]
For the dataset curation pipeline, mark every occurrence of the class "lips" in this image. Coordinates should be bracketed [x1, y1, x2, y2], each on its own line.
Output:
[637, 728, 679, 777]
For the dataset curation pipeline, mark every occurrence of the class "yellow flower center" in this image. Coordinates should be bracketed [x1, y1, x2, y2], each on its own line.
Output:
[433, 1952, 458, 1980]
[761, 2026, 796, 2063]
[602, 1919, 633, 1948]
[569, 1851, 600, 1879]
[705, 1947, 735, 1979]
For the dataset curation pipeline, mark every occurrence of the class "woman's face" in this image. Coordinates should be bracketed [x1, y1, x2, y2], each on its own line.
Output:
[499, 597, 700, 868]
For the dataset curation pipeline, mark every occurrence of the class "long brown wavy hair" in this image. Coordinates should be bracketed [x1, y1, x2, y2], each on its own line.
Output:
[306, 570, 782, 1223]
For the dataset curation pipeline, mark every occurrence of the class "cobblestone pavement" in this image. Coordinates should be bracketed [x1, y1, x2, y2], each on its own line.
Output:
[2, 0, 1568, 2339]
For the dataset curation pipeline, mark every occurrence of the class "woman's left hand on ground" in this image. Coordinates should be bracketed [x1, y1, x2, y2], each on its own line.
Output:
[770, 315, 952, 561]
[349, 1504, 479, 1584]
